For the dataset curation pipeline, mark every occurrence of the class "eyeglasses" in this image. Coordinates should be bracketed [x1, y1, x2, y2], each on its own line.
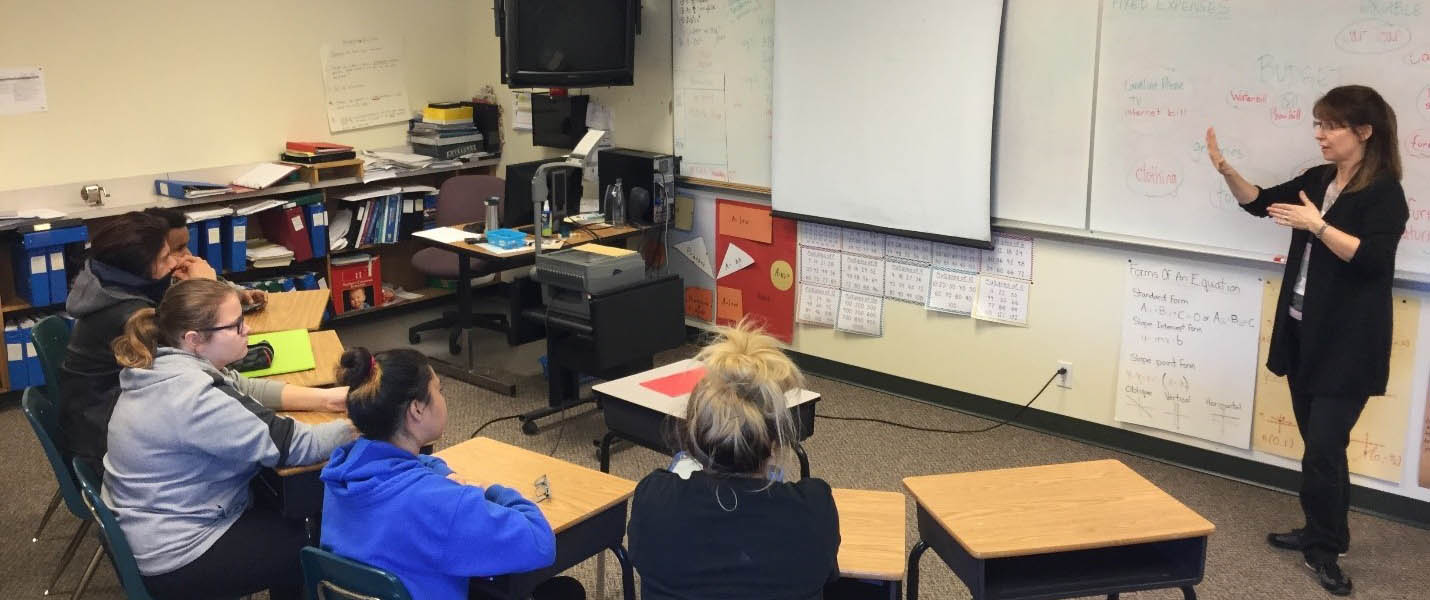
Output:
[197, 314, 245, 333]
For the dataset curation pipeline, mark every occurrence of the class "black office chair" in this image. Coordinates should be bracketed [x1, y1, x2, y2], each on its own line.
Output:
[407, 175, 510, 355]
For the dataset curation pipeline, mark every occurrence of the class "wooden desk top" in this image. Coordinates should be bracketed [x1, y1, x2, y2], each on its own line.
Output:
[902, 459, 1214, 559]
[436, 437, 637, 534]
[434, 222, 646, 259]
[262, 329, 343, 387]
[273, 409, 348, 476]
[245, 290, 331, 334]
[832, 488, 906, 581]
[591, 358, 820, 418]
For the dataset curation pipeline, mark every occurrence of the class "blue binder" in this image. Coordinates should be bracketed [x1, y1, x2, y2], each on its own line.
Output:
[5, 323, 29, 389]
[304, 204, 328, 258]
[296, 271, 319, 290]
[46, 248, 68, 304]
[21, 320, 42, 389]
[221, 215, 248, 273]
[201, 218, 224, 272]
[280, 276, 297, 291]
[13, 245, 50, 306]
[187, 223, 201, 256]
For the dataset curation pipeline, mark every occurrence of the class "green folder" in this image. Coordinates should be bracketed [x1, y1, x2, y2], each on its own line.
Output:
[238, 329, 315, 378]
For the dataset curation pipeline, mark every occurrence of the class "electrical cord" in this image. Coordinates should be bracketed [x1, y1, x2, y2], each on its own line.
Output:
[816, 368, 1065, 435]
[469, 414, 523, 439]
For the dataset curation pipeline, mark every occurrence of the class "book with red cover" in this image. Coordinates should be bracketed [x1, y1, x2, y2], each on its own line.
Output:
[285, 141, 354, 154]
[639, 366, 708, 397]
[329, 254, 383, 314]
[256, 204, 314, 262]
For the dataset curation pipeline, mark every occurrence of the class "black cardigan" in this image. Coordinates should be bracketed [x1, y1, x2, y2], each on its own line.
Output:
[1242, 164, 1407, 396]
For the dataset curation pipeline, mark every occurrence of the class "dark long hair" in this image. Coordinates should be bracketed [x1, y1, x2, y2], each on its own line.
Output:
[336, 347, 435, 441]
[90, 212, 171, 278]
[1313, 85, 1401, 193]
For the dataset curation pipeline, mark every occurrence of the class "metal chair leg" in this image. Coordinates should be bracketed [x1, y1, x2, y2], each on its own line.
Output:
[1182, 586, 1197, 600]
[70, 546, 103, 600]
[33, 488, 62, 542]
[44, 520, 92, 596]
[906, 540, 929, 600]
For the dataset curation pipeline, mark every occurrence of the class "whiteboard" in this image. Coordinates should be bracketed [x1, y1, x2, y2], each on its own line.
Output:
[673, 0, 774, 188]
[992, 0, 1099, 229]
[771, 0, 1003, 246]
[1090, 1, 1430, 274]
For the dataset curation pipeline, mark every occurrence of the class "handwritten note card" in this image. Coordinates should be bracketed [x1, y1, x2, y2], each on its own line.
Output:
[840, 254, 885, 296]
[841, 229, 885, 257]
[931, 242, 982, 273]
[927, 269, 979, 315]
[1114, 258, 1262, 448]
[717, 200, 772, 243]
[981, 233, 1034, 280]
[717, 243, 756, 279]
[797, 221, 842, 250]
[885, 235, 933, 263]
[836, 290, 884, 336]
[716, 285, 744, 321]
[885, 260, 932, 304]
[799, 247, 841, 287]
[972, 275, 1030, 327]
[320, 36, 410, 132]
[685, 286, 714, 322]
[796, 284, 839, 327]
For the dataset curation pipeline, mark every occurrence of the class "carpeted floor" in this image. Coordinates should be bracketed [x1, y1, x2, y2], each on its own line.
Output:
[3, 305, 1427, 599]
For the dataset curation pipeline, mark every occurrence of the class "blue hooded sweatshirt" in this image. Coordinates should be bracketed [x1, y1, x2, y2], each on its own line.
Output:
[320, 438, 557, 600]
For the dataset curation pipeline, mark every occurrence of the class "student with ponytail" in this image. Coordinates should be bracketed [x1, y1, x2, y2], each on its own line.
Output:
[103, 279, 354, 600]
[627, 320, 848, 600]
[320, 347, 585, 600]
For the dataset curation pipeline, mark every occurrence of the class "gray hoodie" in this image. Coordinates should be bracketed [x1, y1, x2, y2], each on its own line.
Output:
[103, 348, 353, 576]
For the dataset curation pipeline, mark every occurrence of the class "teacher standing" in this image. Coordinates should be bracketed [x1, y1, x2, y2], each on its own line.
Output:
[1206, 85, 1406, 596]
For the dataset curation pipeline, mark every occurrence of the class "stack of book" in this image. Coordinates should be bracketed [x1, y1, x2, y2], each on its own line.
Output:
[408, 103, 484, 160]
[281, 141, 356, 164]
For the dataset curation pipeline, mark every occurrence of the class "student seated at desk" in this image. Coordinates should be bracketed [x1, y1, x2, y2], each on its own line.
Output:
[103, 279, 354, 600]
[320, 347, 585, 600]
[60, 210, 346, 463]
[144, 207, 267, 308]
[627, 321, 852, 600]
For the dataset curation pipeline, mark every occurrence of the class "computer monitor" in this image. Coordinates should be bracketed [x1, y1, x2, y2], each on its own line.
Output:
[502, 159, 584, 229]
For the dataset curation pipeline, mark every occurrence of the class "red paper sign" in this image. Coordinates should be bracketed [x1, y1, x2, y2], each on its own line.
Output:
[715, 199, 797, 343]
[639, 367, 708, 397]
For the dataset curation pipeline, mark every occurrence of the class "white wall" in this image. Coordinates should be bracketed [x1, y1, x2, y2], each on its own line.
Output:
[0, 0, 479, 193]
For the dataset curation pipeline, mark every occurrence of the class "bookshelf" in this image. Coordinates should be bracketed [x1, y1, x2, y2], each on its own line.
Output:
[0, 157, 502, 394]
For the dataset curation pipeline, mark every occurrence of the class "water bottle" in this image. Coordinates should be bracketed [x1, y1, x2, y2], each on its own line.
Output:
[606, 178, 627, 227]
[484, 196, 500, 233]
[540, 199, 553, 237]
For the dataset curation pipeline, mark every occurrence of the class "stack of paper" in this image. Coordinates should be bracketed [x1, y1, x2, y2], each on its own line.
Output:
[247, 240, 295, 268]
[181, 206, 234, 223]
[232, 163, 299, 189]
[229, 198, 288, 216]
[328, 208, 353, 251]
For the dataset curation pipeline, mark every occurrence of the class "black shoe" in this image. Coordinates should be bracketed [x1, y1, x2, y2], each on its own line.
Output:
[1304, 559, 1352, 596]
[1268, 529, 1348, 556]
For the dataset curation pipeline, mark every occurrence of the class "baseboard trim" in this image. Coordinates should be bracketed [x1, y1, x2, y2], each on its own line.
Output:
[786, 350, 1430, 530]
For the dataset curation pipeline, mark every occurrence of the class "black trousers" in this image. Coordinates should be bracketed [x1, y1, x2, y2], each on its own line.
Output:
[142, 504, 306, 600]
[1288, 385, 1368, 564]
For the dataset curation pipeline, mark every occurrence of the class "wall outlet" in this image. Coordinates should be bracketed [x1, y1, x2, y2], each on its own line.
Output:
[1057, 361, 1073, 389]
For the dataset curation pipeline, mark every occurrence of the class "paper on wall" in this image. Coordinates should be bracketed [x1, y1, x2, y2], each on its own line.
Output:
[972, 274, 1030, 326]
[796, 284, 839, 327]
[674, 237, 716, 278]
[835, 290, 884, 336]
[716, 242, 756, 279]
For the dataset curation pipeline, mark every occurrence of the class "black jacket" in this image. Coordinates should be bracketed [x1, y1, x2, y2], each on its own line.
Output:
[58, 261, 163, 461]
[1243, 164, 1407, 396]
[628, 470, 840, 600]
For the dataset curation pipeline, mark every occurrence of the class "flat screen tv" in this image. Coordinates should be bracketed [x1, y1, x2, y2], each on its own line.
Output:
[496, 0, 638, 87]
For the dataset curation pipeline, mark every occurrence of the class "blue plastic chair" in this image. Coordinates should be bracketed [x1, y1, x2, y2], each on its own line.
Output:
[27, 315, 71, 544]
[21, 386, 100, 597]
[71, 458, 155, 600]
[300, 546, 413, 600]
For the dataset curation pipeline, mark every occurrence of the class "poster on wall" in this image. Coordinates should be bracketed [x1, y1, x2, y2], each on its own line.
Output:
[1421, 391, 1430, 489]
[320, 36, 411, 132]
[1251, 279, 1419, 483]
[1113, 256, 1263, 448]
[714, 198, 796, 342]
